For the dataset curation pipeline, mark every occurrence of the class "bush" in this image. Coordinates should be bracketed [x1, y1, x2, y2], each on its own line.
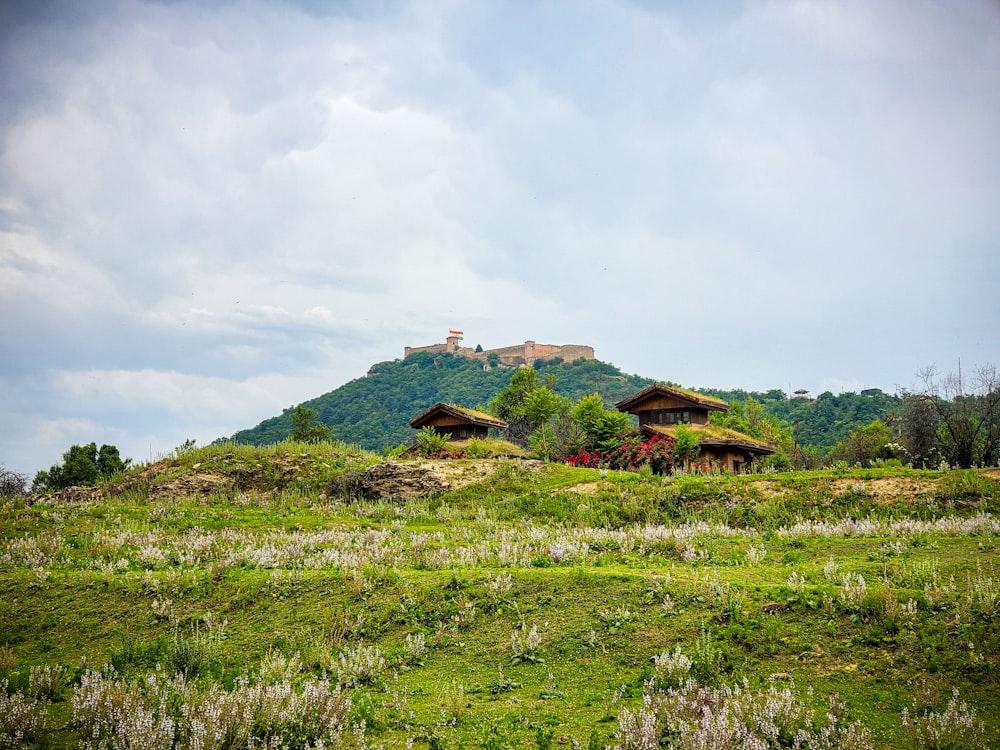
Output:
[414, 427, 451, 458]
[0, 466, 27, 499]
[608, 435, 676, 475]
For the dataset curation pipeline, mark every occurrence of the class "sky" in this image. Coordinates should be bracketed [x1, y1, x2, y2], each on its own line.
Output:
[1, 0, 999, 477]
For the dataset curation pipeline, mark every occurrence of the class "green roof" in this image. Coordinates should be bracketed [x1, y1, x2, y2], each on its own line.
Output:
[409, 403, 508, 430]
[615, 384, 730, 413]
[643, 423, 775, 453]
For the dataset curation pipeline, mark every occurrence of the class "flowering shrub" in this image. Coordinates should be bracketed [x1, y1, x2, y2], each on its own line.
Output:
[616, 679, 873, 750]
[902, 688, 989, 749]
[510, 623, 544, 664]
[651, 646, 692, 688]
[565, 435, 680, 475]
[72, 665, 356, 750]
[564, 449, 609, 468]
[0, 681, 48, 750]
[608, 435, 676, 475]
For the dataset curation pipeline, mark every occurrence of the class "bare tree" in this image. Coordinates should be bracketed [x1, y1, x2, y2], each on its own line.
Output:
[0, 464, 28, 498]
[918, 364, 1000, 468]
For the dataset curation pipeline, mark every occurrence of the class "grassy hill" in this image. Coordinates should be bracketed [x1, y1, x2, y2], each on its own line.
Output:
[2, 444, 998, 748]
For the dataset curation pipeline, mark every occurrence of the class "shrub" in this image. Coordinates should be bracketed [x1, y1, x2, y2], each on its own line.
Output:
[0, 466, 27, 500]
[608, 435, 676, 475]
[651, 646, 692, 688]
[0, 681, 48, 749]
[564, 449, 609, 468]
[337, 643, 385, 687]
[414, 427, 451, 458]
[72, 666, 355, 749]
[902, 688, 988, 750]
[616, 679, 872, 750]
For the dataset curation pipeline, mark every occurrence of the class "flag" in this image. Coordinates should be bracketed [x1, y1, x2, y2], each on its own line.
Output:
[449, 329, 464, 336]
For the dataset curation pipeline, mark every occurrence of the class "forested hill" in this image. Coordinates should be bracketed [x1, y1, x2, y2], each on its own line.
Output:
[226, 352, 902, 455]
[226, 353, 655, 451]
[700, 387, 902, 454]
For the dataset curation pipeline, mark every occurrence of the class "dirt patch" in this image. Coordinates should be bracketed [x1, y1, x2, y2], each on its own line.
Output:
[417, 460, 497, 489]
[831, 476, 938, 504]
[560, 481, 602, 495]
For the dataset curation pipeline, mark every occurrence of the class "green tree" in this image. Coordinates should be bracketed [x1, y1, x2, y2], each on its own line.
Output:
[33, 442, 131, 492]
[828, 420, 891, 467]
[288, 406, 332, 443]
[97, 444, 128, 476]
[900, 394, 939, 467]
[572, 394, 631, 452]
[523, 387, 561, 425]
[671, 424, 700, 466]
[489, 368, 540, 445]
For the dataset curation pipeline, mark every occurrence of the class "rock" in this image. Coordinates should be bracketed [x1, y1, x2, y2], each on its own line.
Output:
[333, 461, 445, 501]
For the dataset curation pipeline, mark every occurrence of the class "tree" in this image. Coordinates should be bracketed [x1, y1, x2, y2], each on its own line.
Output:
[918, 364, 1000, 468]
[671, 424, 701, 466]
[0, 464, 28, 498]
[97, 444, 128, 476]
[489, 369, 541, 445]
[288, 406, 332, 443]
[900, 395, 939, 468]
[828, 420, 891, 467]
[33, 442, 132, 492]
[571, 394, 631, 452]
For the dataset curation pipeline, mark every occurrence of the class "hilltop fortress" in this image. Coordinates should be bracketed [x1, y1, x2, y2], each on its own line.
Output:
[404, 337, 595, 367]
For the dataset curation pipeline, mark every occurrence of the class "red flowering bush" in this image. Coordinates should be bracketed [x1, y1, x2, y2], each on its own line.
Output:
[564, 449, 609, 468]
[565, 434, 680, 475]
[608, 434, 676, 475]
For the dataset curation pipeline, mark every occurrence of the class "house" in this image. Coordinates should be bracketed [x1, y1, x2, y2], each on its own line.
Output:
[408, 403, 508, 442]
[615, 384, 775, 473]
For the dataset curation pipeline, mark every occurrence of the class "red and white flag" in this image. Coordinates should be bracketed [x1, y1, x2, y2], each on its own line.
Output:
[449, 329, 464, 336]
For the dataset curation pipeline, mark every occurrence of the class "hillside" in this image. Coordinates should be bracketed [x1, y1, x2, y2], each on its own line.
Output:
[226, 352, 906, 459]
[227, 353, 655, 450]
[1, 445, 998, 748]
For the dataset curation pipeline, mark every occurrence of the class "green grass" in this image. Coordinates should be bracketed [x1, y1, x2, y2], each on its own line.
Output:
[1, 448, 998, 748]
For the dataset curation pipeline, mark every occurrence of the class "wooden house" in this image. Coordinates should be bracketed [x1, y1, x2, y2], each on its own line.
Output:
[408, 403, 508, 442]
[615, 384, 775, 473]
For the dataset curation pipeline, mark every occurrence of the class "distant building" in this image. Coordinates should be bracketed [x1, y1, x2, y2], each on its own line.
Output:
[404, 338, 595, 367]
[615, 384, 775, 473]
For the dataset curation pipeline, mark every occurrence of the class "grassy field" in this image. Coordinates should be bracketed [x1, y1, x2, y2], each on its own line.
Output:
[1, 443, 998, 748]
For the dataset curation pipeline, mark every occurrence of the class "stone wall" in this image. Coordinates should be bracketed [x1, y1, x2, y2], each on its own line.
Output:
[404, 339, 595, 366]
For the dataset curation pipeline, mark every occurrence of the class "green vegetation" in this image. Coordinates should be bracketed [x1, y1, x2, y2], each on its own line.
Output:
[1, 442, 998, 748]
[225, 353, 999, 470]
[227, 354, 653, 452]
[289, 405, 333, 444]
[31, 443, 131, 493]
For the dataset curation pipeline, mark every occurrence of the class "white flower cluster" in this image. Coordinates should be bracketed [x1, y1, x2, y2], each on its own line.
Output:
[71, 665, 356, 750]
[902, 688, 988, 750]
[0, 680, 48, 749]
[651, 646, 692, 688]
[616, 679, 873, 750]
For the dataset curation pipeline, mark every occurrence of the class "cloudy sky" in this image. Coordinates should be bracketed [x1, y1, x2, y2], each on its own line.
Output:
[2, 0, 998, 476]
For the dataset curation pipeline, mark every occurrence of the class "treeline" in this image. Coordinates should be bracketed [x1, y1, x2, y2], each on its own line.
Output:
[702, 364, 1000, 469]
